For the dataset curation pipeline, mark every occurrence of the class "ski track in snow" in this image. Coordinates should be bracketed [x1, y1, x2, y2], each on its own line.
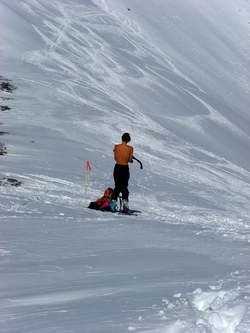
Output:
[0, 0, 249, 332]
[1, 0, 249, 240]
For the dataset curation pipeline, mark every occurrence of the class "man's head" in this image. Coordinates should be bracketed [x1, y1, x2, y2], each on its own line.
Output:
[122, 133, 131, 143]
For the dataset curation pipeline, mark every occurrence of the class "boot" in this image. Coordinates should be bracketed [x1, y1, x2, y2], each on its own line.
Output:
[122, 199, 129, 213]
[111, 199, 119, 212]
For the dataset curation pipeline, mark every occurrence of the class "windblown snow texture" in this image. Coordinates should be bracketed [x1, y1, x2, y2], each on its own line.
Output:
[0, 0, 249, 332]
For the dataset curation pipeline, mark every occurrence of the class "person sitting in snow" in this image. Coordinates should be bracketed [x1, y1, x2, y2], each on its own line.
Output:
[111, 133, 133, 213]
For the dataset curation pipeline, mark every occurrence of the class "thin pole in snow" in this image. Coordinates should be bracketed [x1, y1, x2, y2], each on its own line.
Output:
[85, 161, 91, 207]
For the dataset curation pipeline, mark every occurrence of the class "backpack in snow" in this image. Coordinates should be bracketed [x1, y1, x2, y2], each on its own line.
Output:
[88, 187, 113, 211]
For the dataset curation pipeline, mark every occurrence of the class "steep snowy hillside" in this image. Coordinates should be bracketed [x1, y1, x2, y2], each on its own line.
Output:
[0, 0, 249, 332]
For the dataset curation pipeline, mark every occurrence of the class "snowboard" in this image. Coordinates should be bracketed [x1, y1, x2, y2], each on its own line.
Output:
[116, 209, 139, 216]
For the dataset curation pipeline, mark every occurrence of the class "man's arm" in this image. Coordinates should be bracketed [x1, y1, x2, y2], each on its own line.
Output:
[128, 147, 133, 163]
[113, 145, 118, 162]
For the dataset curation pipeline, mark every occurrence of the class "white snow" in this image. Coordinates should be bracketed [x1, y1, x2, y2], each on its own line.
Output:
[0, 0, 249, 332]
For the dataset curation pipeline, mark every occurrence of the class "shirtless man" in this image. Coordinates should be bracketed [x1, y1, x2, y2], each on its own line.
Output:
[112, 133, 133, 212]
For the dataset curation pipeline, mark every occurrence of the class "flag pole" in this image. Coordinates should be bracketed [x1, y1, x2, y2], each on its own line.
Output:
[85, 161, 91, 207]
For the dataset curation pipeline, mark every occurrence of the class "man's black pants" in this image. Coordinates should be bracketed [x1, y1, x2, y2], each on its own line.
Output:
[112, 164, 130, 201]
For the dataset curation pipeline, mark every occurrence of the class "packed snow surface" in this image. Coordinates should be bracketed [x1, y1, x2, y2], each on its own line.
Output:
[0, 0, 249, 332]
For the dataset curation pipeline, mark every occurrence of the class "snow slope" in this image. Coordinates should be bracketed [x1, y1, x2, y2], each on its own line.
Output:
[0, 0, 249, 332]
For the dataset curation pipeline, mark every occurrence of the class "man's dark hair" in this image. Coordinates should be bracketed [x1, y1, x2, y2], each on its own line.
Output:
[122, 133, 131, 143]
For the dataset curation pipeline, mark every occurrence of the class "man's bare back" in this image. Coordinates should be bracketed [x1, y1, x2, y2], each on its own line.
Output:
[114, 142, 133, 165]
